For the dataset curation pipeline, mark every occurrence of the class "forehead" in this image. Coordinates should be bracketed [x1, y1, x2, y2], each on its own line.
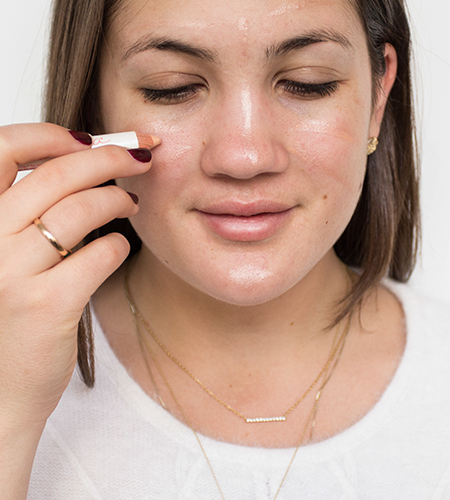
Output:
[107, 0, 364, 56]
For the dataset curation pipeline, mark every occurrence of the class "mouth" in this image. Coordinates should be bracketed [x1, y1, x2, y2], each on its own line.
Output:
[196, 201, 295, 242]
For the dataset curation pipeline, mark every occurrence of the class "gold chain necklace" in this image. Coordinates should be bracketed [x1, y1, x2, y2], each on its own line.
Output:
[124, 267, 350, 424]
[124, 262, 352, 498]
[129, 303, 349, 500]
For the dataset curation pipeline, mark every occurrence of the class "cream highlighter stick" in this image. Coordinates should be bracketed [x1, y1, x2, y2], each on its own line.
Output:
[18, 131, 161, 171]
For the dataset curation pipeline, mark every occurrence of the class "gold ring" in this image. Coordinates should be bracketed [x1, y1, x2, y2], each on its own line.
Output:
[33, 217, 72, 258]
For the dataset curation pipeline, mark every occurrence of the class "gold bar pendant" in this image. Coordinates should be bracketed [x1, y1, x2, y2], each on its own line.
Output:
[245, 416, 287, 423]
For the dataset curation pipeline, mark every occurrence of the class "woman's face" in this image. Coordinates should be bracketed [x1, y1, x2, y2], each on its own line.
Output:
[99, 0, 394, 305]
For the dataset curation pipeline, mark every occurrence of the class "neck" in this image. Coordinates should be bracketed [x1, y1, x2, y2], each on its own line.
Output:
[127, 249, 349, 369]
[94, 247, 406, 449]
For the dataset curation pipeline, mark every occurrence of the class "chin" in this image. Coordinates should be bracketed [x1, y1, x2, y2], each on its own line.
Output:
[192, 264, 303, 307]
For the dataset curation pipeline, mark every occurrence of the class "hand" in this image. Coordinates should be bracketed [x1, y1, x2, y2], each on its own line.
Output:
[0, 122, 155, 428]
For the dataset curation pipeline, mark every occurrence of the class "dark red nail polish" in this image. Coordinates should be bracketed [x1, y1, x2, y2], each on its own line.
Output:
[127, 192, 139, 204]
[69, 130, 92, 146]
[128, 148, 152, 163]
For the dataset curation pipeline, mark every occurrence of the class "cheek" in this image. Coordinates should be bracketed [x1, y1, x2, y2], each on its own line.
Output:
[115, 118, 204, 253]
[112, 109, 204, 196]
[117, 140, 196, 213]
[286, 111, 367, 197]
[280, 108, 369, 247]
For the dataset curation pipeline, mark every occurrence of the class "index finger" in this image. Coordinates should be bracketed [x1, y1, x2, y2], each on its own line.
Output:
[0, 123, 92, 192]
[1, 144, 153, 235]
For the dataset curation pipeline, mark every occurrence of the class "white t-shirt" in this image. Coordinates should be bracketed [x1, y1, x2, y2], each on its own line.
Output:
[29, 282, 450, 499]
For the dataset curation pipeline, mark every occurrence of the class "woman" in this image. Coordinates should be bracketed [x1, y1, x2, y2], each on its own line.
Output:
[1, 0, 449, 498]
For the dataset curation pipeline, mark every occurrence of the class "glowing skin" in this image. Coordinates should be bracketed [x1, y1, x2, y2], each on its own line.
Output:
[98, 0, 396, 307]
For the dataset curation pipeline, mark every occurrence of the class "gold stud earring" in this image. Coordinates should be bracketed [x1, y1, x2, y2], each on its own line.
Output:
[367, 137, 379, 155]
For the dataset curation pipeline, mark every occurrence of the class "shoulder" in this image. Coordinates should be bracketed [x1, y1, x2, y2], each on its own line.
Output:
[385, 280, 450, 338]
[382, 280, 450, 400]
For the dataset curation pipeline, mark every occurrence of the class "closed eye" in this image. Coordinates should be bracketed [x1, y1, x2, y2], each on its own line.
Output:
[141, 84, 202, 103]
[280, 80, 339, 98]
[140, 80, 339, 104]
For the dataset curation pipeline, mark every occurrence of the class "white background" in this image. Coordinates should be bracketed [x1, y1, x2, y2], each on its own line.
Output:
[1, 0, 449, 302]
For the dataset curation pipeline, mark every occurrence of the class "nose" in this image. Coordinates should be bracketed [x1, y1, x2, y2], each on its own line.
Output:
[200, 87, 289, 179]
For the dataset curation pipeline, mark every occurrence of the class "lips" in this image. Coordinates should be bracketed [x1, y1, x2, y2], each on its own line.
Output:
[196, 201, 295, 242]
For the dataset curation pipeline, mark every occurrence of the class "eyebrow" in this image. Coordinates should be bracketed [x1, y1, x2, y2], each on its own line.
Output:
[121, 29, 352, 64]
[122, 36, 218, 63]
[266, 30, 353, 59]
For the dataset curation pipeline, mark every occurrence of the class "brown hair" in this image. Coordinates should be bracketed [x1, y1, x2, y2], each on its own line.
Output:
[44, 0, 419, 387]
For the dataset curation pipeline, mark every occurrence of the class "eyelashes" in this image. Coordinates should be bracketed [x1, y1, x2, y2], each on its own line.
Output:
[280, 80, 339, 98]
[140, 80, 340, 104]
[141, 84, 201, 103]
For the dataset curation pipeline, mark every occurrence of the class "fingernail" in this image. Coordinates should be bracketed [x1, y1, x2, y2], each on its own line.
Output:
[127, 192, 139, 204]
[128, 148, 152, 163]
[69, 130, 92, 146]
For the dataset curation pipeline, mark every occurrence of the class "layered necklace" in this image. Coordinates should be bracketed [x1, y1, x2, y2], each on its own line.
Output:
[124, 265, 351, 499]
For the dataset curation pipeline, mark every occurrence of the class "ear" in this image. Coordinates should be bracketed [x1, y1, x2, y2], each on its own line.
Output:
[369, 43, 398, 138]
